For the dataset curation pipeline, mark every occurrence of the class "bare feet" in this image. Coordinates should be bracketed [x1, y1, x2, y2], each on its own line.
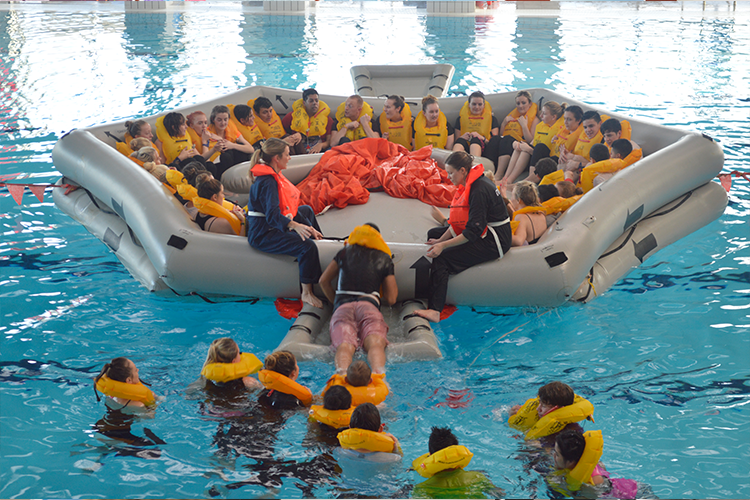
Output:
[413, 308, 440, 323]
[301, 289, 323, 308]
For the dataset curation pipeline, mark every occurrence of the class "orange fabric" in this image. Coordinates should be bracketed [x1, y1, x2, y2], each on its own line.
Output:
[275, 298, 303, 319]
[250, 164, 300, 219]
[449, 164, 487, 236]
[297, 138, 455, 214]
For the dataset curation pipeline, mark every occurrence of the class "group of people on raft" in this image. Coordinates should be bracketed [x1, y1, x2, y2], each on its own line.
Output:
[113, 88, 643, 321]
[94, 345, 647, 499]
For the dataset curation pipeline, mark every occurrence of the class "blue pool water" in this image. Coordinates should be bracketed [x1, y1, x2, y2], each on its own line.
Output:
[1, 1, 749, 498]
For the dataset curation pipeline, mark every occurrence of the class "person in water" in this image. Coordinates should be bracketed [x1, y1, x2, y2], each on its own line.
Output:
[201, 337, 261, 390]
[319, 223, 398, 374]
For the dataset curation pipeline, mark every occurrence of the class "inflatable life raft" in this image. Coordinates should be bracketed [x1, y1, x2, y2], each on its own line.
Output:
[52, 85, 726, 309]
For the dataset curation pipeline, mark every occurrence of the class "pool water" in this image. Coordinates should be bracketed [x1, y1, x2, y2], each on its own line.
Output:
[1, 1, 749, 498]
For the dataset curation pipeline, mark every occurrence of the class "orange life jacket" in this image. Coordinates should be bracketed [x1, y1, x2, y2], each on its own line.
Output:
[449, 164, 487, 237]
[503, 102, 538, 142]
[250, 164, 300, 219]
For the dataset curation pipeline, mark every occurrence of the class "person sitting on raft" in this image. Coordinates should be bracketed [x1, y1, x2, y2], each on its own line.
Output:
[497, 100, 566, 189]
[489, 90, 541, 184]
[508, 381, 594, 447]
[452, 91, 499, 158]
[523, 157, 559, 186]
[600, 117, 640, 153]
[556, 180, 583, 198]
[337, 402, 402, 456]
[207, 105, 255, 178]
[510, 181, 548, 247]
[253, 97, 307, 152]
[309, 385, 353, 431]
[412, 426, 499, 499]
[246, 138, 324, 308]
[413, 151, 511, 323]
[257, 350, 313, 409]
[281, 88, 334, 154]
[552, 429, 643, 500]
[200, 337, 262, 390]
[130, 144, 160, 165]
[228, 104, 264, 150]
[330, 95, 378, 148]
[186, 111, 223, 162]
[560, 110, 603, 182]
[321, 360, 389, 407]
[373, 95, 413, 151]
[194, 178, 246, 236]
[319, 223, 398, 374]
[94, 357, 157, 412]
[413, 95, 455, 151]
[124, 119, 157, 149]
[155, 112, 202, 167]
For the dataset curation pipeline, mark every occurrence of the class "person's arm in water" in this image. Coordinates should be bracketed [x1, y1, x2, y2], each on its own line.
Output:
[319, 259, 340, 304]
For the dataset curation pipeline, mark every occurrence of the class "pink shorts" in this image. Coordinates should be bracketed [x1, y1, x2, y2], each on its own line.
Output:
[330, 301, 389, 350]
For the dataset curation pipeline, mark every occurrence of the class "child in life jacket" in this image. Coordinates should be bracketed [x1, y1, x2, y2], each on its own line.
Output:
[321, 360, 389, 407]
[309, 385, 353, 432]
[553, 429, 642, 500]
[337, 402, 401, 455]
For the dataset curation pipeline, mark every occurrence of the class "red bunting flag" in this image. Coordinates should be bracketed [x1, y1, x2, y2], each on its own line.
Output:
[719, 174, 731, 193]
[7, 184, 25, 205]
[28, 185, 46, 202]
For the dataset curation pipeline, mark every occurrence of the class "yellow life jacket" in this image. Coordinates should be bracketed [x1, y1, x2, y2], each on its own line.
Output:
[412, 445, 473, 478]
[378, 103, 413, 151]
[309, 405, 353, 429]
[580, 148, 643, 193]
[338, 428, 397, 453]
[335, 101, 375, 142]
[290, 98, 331, 137]
[201, 352, 263, 383]
[186, 126, 207, 156]
[458, 101, 493, 139]
[156, 115, 193, 164]
[541, 195, 581, 215]
[550, 124, 583, 157]
[95, 375, 156, 406]
[228, 104, 264, 145]
[539, 170, 565, 186]
[193, 196, 243, 236]
[346, 225, 391, 256]
[510, 206, 546, 235]
[503, 102, 539, 142]
[414, 110, 448, 150]
[248, 98, 285, 139]
[566, 430, 604, 490]
[508, 395, 594, 440]
[532, 116, 565, 149]
[322, 373, 389, 407]
[572, 130, 603, 161]
[258, 369, 313, 406]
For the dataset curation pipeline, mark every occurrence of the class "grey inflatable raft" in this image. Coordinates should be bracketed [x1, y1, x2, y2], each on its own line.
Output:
[52, 86, 727, 313]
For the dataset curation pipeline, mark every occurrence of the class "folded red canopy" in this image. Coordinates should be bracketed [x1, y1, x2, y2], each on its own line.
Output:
[297, 138, 456, 214]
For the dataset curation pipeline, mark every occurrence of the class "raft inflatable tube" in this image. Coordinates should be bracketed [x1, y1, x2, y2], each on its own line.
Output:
[52, 86, 726, 308]
[276, 300, 442, 361]
[350, 64, 455, 98]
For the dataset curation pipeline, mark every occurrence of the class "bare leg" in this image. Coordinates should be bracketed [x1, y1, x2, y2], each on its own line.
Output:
[494, 154, 511, 181]
[301, 283, 323, 308]
[452, 142, 465, 152]
[504, 151, 531, 185]
[363, 335, 387, 374]
[469, 143, 482, 158]
[334, 342, 356, 374]
[412, 309, 441, 323]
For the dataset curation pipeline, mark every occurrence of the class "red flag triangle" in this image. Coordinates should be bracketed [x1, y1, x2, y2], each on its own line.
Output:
[7, 184, 25, 205]
[29, 185, 46, 202]
[719, 174, 732, 193]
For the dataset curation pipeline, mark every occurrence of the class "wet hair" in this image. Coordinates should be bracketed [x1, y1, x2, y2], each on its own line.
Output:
[130, 146, 159, 163]
[581, 110, 602, 124]
[346, 360, 371, 387]
[264, 350, 296, 377]
[611, 138, 633, 159]
[163, 112, 186, 138]
[252, 96, 273, 114]
[534, 158, 558, 180]
[96, 357, 133, 384]
[445, 151, 473, 173]
[468, 91, 485, 104]
[538, 184, 559, 203]
[129, 137, 151, 151]
[249, 137, 288, 181]
[589, 143, 610, 163]
[421, 95, 439, 113]
[564, 105, 584, 123]
[186, 111, 207, 127]
[538, 381, 575, 407]
[209, 105, 230, 126]
[233, 104, 252, 122]
[364, 222, 380, 233]
[600, 118, 622, 135]
[323, 385, 352, 411]
[556, 181, 582, 198]
[181, 162, 207, 186]
[197, 178, 222, 200]
[349, 402, 380, 432]
[302, 88, 319, 102]
[387, 95, 405, 113]
[193, 172, 214, 190]
[125, 119, 149, 138]
[203, 337, 239, 368]
[543, 101, 567, 120]
[515, 90, 532, 104]
[512, 181, 542, 208]
[556, 429, 586, 466]
[428, 426, 459, 455]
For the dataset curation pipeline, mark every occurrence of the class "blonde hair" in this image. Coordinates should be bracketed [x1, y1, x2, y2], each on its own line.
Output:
[248, 137, 288, 182]
[543, 101, 567, 120]
[130, 146, 159, 163]
[129, 137, 151, 151]
[142, 161, 169, 182]
[512, 180, 542, 207]
[264, 350, 296, 377]
[515, 90, 533, 104]
[203, 337, 239, 368]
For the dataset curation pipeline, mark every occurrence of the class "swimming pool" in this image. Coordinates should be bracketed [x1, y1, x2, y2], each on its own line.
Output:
[1, 1, 749, 498]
